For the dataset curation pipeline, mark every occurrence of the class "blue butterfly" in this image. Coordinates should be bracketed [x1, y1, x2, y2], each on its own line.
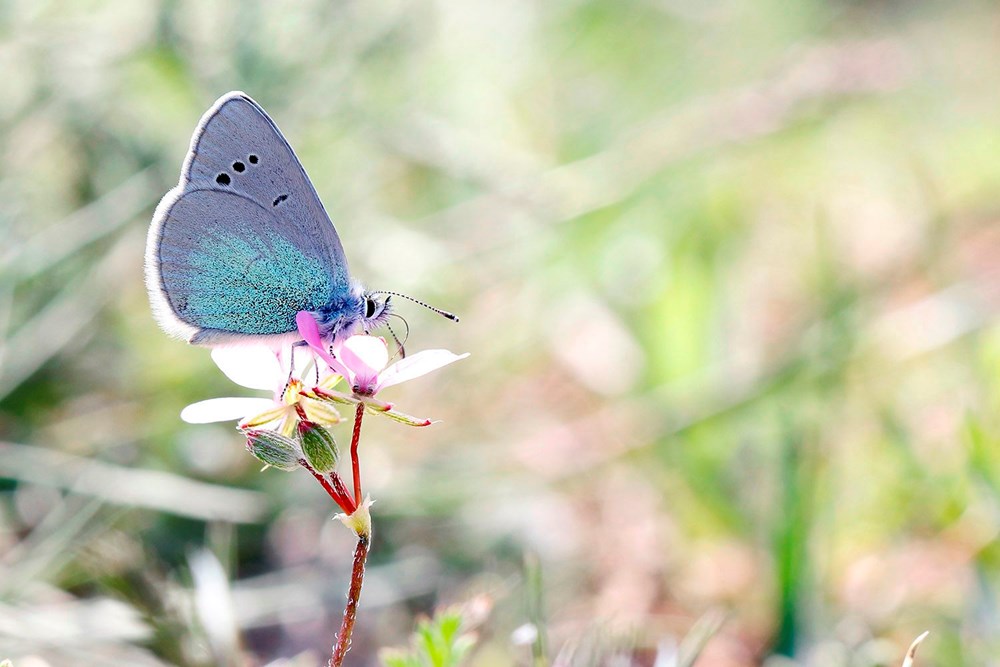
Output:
[145, 91, 452, 348]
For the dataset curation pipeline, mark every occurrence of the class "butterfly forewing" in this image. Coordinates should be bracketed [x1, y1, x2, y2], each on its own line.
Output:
[146, 92, 353, 345]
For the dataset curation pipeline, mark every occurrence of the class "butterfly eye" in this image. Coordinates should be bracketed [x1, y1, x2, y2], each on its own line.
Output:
[365, 297, 377, 319]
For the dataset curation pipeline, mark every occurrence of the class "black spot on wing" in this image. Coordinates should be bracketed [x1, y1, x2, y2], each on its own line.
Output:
[248, 154, 259, 164]
[232, 161, 245, 172]
[272, 194, 289, 207]
[216, 173, 231, 186]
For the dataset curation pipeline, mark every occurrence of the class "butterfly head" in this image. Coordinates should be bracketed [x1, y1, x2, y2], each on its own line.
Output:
[314, 286, 455, 344]
[311, 283, 391, 343]
[360, 292, 392, 332]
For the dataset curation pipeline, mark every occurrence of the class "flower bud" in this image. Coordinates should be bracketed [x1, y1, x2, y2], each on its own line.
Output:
[298, 420, 339, 473]
[245, 429, 301, 471]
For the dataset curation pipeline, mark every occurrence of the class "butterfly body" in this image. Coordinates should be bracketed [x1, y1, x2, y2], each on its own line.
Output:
[145, 92, 389, 347]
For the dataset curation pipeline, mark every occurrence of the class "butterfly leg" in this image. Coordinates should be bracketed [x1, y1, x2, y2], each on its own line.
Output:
[281, 339, 309, 392]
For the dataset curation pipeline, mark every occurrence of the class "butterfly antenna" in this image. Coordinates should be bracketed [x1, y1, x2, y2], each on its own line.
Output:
[386, 314, 410, 360]
[371, 291, 459, 322]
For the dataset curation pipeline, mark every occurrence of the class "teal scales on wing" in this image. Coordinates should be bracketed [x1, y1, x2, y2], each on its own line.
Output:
[145, 92, 389, 347]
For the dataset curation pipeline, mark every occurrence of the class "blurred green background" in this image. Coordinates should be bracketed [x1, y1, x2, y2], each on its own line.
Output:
[1, 0, 1000, 665]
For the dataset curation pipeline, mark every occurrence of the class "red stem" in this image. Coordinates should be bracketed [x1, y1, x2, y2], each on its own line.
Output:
[302, 459, 355, 513]
[350, 402, 365, 507]
[330, 533, 370, 667]
[327, 472, 356, 513]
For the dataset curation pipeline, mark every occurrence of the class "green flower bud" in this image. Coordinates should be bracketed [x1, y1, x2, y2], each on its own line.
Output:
[245, 429, 301, 471]
[298, 420, 339, 473]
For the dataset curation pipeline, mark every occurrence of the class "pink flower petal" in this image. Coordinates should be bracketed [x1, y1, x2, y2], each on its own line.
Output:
[377, 350, 469, 391]
[296, 310, 324, 348]
[337, 335, 389, 392]
[296, 311, 352, 381]
[211, 346, 282, 391]
[181, 397, 276, 424]
[339, 336, 389, 373]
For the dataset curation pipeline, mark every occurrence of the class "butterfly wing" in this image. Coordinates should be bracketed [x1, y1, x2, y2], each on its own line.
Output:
[145, 92, 355, 345]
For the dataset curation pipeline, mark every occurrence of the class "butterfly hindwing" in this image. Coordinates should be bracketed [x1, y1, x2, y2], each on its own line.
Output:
[155, 189, 342, 342]
[146, 92, 353, 345]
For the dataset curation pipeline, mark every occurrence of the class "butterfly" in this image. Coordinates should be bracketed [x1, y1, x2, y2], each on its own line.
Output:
[145, 91, 452, 350]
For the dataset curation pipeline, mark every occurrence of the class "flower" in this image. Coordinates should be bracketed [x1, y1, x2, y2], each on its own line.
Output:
[295, 311, 469, 425]
[180, 344, 342, 437]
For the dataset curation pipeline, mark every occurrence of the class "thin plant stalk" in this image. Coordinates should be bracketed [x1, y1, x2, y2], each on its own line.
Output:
[301, 459, 355, 513]
[327, 471, 355, 511]
[330, 532, 370, 667]
[350, 402, 365, 506]
[327, 401, 369, 665]
[524, 552, 549, 666]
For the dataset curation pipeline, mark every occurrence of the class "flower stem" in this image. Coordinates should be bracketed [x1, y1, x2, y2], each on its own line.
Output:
[301, 459, 355, 513]
[350, 402, 365, 507]
[330, 532, 370, 667]
[328, 472, 355, 512]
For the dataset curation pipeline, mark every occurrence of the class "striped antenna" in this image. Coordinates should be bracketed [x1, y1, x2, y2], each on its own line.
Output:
[369, 291, 459, 322]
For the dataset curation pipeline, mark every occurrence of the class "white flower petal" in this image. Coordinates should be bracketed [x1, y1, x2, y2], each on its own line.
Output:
[211, 346, 283, 391]
[377, 350, 469, 390]
[181, 397, 277, 424]
[339, 336, 389, 376]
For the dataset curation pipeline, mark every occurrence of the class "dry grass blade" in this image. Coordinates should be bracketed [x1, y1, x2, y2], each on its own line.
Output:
[0, 441, 269, 523]
[0, 597, 151, 646]
[0, 497, 107, 593]
[0, 229, 142, 399]
[0, 169, 158, 280]
[902, 631, 930, 667]
[189, 549, 242, 666]
[677, 609, 727, 667]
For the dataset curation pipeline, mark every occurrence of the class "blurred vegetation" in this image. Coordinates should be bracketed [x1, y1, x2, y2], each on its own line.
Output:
[380, 606, 478, 667]
[1, 0, 999, 665]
